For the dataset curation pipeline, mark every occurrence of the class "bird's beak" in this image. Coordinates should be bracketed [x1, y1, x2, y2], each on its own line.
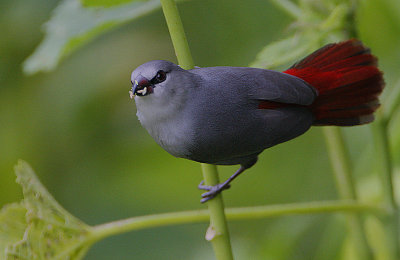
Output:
[130, 76, 154, 98]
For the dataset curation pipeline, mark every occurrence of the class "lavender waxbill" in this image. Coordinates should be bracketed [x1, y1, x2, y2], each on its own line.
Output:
[130, 40, 383, 203]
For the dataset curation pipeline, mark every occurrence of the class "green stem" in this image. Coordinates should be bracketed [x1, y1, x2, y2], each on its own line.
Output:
[269, 0, 302, 20]
[385, 78, 400, 120]
[323, 127, 373, 260]
[323, 128, 356, 199]
[159, 1, 233, 259]
[160, 0, 194, 69]
[372, 116, 397, 208]
[88, 200, 383, 242]
[372, 114, 400, 259]
[201, 164, 234, 260]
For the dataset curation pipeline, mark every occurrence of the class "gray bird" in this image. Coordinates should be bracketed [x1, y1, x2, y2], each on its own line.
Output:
[130, 40, 383, 202]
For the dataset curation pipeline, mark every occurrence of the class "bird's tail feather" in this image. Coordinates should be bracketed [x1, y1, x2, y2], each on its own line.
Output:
[284, 39, 384, 126]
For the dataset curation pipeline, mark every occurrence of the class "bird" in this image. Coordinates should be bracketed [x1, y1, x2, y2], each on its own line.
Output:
[130, 39, 384, 203]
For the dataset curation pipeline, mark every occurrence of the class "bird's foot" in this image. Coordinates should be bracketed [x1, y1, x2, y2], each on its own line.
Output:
[198, 181, 231, 203]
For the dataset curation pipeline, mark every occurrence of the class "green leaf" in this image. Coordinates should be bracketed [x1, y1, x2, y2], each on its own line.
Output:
[23, 0, 161, 75]
[250, 2, 350, 70]
[0, 203, 27, 259]
[82, 0, 144, 8]
[1, 161, 93, 260]
[250, 33, 321, 69]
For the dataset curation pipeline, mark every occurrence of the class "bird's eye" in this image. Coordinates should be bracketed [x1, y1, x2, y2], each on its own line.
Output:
[153, 70, 167, 84]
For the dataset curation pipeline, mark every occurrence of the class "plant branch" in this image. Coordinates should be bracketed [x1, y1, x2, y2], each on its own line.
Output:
[323, 128, 356, 199]
[372, 113, 400, 258]
[200, 164, 234, 260]
[160, 0, 194, 69]
[159, 1, 233, 259]
[372, 115, 397, 208]
[384, 78, 400, 121]
[88, 200, 383, 242]
[323, 127, 373, 259]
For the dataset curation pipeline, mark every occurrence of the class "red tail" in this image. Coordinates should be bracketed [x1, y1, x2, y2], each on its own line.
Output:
[284, 39, 384, 126]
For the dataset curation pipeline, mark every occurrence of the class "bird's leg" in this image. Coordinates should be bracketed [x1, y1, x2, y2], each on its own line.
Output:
[198, 166, 246, 203]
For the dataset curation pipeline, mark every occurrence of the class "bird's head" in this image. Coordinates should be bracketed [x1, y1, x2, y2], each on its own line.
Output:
[130, 60, 189, 100]
[130, 60, 198, 125]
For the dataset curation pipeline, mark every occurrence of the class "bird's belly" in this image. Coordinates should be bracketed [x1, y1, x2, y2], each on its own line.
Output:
[140, 106, 313, 166]
[188, 107, 314, 165]
[145, 119, 195, 159]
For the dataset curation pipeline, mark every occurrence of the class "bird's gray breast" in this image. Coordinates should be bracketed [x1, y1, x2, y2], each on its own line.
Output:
[135, 97, 196, 159]
[149, 116, 196, 158]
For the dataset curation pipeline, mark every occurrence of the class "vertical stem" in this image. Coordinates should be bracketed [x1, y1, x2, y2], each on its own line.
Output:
[323, 128, 356, 199]
[160, 0, 194, 70]
[323, 127, 373, 260]
[159, 1, 234, 259]
[372, 115, 400, 259]
[201, 164, 234, 260]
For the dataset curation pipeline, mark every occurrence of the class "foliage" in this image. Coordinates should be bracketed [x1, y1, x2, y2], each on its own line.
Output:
[0, 161, 91, 259]
[23, 0, 160, 75]
[251, 0, 348, 69]
[0, 161, 383, 259]
[1, 0, 400, 259]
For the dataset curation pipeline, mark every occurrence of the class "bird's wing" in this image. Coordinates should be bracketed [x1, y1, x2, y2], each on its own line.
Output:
[189, 66, 317, 106]
[248, 69, 317, 106]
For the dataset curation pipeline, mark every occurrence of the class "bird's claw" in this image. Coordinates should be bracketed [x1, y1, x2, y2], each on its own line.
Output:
[197, 181, 231, 203]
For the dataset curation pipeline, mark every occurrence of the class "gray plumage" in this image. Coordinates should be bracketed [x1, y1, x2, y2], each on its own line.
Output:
[131, 60, 317, 168]
[130, 40, 384, 202]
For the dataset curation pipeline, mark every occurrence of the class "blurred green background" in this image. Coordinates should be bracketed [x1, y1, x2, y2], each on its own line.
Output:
[1, 0, 400, 259]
